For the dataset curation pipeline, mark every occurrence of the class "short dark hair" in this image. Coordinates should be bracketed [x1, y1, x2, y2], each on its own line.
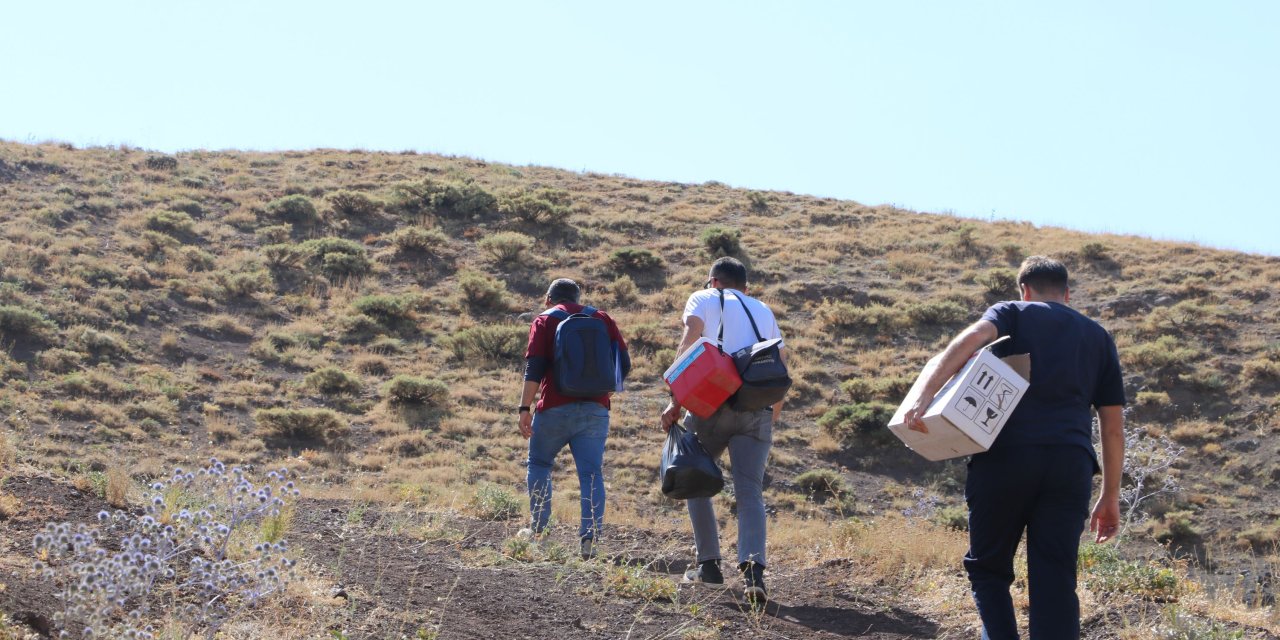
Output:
[545, 278, 581, 304]
[709, 257, 748, 290]
[1017, 256, 1069, 294]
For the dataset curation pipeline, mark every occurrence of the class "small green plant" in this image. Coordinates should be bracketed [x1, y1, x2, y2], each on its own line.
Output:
[1081, 241, 1109, 261]
[443, 325, 527, 367]
[253, 408, 349, 444]
[905, 300, 968, 326]
[325, 190, 380, 217]
[840, 377, 913, 403]
[352, 293, 421, 332]
[383, 375, 449, 407]
[603, 565, 677, 602]
[977, 268, 1019, 299]
[950, 224, 981, 257]
[456, 270, 512, 313]
[607, 247, 664, 273]
[265, 195, 318, 224]
[816, 300, 905, 333]
[794, 469, 844, 496]
[700, 226, 742, 258]
[1078, 542, 1179, 599]
[304, 366, 363, 396]
[497, 188, 574, 224]
[298, 237, 371, 277]
[145, 209, 197, 236]
[746, 191, 769, 213]
[478, 231, 536, 265]
[0, 304, 58, 342]
[389, 226, 451, 256]
[470, 484, 522, 520]
[818, 402, 896, 445]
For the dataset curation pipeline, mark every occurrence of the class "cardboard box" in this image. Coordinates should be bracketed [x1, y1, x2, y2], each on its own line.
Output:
[664, 337, 742, 419]
[888, 339, 1030, 461]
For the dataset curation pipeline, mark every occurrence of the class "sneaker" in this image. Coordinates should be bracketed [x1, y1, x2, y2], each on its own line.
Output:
[580, 537, 597, 560]
[740, 561, 767, 604]
[683, 559, 724, 584]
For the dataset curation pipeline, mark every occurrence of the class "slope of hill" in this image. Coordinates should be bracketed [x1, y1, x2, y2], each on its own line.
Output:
[0, 140, 1278, 638]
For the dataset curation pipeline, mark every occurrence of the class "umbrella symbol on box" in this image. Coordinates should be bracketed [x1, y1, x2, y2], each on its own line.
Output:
[956, 393, 981, 420]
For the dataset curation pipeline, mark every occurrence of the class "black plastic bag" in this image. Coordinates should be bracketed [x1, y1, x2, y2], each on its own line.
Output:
[660, 424, 725, 500]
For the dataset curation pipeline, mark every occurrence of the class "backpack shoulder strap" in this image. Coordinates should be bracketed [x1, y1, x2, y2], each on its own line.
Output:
[733, 294, 765, 342]
[581, 306, 597, 317]
[541, 308, 570, 320]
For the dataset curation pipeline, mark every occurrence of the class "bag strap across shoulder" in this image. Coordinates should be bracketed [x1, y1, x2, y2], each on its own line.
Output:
[540, 305, 598, 320]
[716, 289, 765, 347]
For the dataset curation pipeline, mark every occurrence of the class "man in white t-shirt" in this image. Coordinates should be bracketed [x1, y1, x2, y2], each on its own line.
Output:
[660, 257, 786, 604]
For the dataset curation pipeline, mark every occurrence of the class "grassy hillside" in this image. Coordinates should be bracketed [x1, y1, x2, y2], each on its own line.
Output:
[1, 140, 1278, 638]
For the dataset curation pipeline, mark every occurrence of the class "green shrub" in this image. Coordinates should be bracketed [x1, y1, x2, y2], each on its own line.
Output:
[265, 195, 318, 224]
[497, 188, 573, 224]
[336, 313, 385, 343]
[816, 300, 905, 332]
[1000, 243, 1024, 265]
[0, 305, 58, 342]
[352, 294, 421, 332]
[950, 224, 981, 257]
[470, 484, 522, 521]
[456, 270, 512, 313]
[215, 270, 273, 299]
[818, 401, 896, 445]
[256, 224, 293, 244]
[607, 247, 664, 274]
[932, 505, 969, 531]
[304, 366, 363, 396]
[905, 300, 968, 326]
[478, 231, 535, 265]
[746, 192, 769, 213]
[261, 244, 306, 270]
[1078, 542, 1179, 599]
[794, 469, 844, 496]
[325, 190, 380, 217]
[700, 226, 742, 258]
[443, 324, 527, 366]
[977, 268, 1019, 299]
[1123, 335, 1200, 372]
[840, 377, 914, 403]
[298, 237, 371, 277]
[38, 348, 84, 373]
[71, 328, 129, 359]
[389, 226, 451, 255]
[1081, 242, 1109, 261]
[168, 198, 205, 217]
[253, 408, 349, 444]
[145, 210, 196, 236]
[392, 179, 497, 219]
[383, 375, 450, 407]
[180, 246, 216, 271]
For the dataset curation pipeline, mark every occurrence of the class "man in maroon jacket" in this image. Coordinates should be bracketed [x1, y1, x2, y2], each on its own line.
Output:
[518, 278, 630, 559]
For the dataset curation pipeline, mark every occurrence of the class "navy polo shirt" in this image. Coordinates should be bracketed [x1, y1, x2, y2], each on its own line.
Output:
[981, 301, 1126, 459]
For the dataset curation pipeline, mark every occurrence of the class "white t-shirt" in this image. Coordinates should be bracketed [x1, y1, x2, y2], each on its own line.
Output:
[682, 288, 784, 354]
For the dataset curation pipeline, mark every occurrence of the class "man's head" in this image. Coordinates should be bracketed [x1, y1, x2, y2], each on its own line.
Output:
[545, 278, 581, 305]
[1017, 256, 1069, 301]
[707, 257, 748, 291]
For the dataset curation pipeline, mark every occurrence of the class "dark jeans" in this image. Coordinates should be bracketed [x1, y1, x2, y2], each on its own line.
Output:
[964, 445, 1094, 640]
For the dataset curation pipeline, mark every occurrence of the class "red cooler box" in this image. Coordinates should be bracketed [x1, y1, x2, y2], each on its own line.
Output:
[663, 338, 742, 419]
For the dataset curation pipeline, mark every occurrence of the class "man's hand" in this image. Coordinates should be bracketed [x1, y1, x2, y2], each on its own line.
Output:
[904, 395, 933, 434]
[519, 411, 533, 439]
[661, 402, 681, 432]
[1089, 494, 1121, 543]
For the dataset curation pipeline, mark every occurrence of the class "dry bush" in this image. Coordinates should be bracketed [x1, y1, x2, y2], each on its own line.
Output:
[105, 467, 131, 508]
[253, 408, 349, 444]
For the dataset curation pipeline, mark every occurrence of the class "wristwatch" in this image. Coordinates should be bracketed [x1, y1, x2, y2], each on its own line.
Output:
[518, 406, 531, 414]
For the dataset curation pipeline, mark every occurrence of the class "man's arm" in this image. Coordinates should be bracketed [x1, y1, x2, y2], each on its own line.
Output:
[518, 380, 538, 439]
[1090, 404, 1124, 542]
[660, 316, 705, 431]
[904, 320, 999, 433]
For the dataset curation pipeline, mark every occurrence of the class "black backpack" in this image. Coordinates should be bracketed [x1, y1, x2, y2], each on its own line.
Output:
[717, 290, 791, 411]
[542, 306, 619, 397]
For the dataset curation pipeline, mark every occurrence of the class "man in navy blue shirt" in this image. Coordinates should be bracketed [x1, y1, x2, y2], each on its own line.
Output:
[905, 256, 1125, 640]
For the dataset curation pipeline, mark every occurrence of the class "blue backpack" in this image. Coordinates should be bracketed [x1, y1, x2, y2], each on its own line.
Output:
[541, 306, 620, 397]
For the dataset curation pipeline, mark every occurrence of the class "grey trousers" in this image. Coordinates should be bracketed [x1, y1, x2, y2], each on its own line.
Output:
[682, 405, 773, 567]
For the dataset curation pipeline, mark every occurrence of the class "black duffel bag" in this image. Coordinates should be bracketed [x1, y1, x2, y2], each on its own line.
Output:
[718, 290, 791, 411]
[660, 424, 724, 499]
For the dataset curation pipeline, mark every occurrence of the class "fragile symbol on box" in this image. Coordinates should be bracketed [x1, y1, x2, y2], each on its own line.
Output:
[993, 381, 1018, 411]
[973, 365, 999, 396]
[978, 403, 1003, 433]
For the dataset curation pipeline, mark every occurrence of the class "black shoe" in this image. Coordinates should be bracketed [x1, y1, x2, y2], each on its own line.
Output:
[683, 559, 724, 584]
[740, 561, 767, 604]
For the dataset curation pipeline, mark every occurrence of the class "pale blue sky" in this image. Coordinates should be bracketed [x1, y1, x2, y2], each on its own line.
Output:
[2, 1, 1276, 255]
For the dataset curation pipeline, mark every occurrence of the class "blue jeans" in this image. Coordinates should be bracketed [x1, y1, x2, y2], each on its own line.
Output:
[682, 405, 773, 567]
[526, 402, 610, 540]
[965, 445, 1094, 640]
